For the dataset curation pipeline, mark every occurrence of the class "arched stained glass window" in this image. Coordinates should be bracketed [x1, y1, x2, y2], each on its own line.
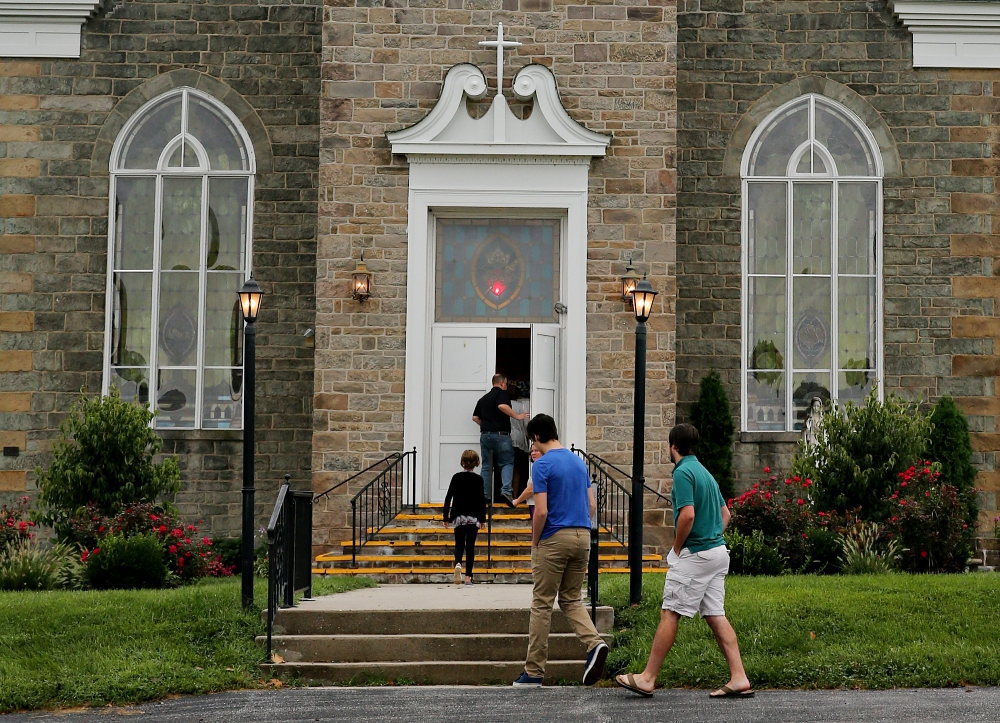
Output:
[741, 94, 882, 432]
[103, 87, 256, 429]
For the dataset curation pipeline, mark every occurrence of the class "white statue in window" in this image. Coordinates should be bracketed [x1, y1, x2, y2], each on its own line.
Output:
[803, 396, 824, 449]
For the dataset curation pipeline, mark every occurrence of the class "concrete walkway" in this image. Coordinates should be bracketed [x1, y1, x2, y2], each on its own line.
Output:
[8, 687, 1000, 722]
[298, 582, 536, 610]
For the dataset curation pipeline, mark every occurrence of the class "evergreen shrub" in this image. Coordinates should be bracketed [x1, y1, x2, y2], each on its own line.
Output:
[690, 370, 736, 500]
[724, 529, 785, 576]
[926, 396, 979, 525]
[35, 388, 180, 539]
[85, 533, 168, 590]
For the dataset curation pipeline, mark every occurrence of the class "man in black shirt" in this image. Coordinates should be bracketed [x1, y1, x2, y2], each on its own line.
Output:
[473, 373, 529, 507]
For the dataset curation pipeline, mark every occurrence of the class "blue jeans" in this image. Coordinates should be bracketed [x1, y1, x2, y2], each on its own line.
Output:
[480, 432, 515, 500]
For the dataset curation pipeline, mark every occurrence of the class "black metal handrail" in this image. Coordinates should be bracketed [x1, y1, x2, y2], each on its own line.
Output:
[314, 452, 405, 502]
[571, 446, 631, 550]
[350, 449, 417, 565]
[265, 475, 313, 662]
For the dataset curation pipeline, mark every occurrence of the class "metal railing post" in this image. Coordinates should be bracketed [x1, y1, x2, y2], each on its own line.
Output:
[589, 523, 599, 622]
[351, 499, 357, 567]
[411, 447, 417, 513]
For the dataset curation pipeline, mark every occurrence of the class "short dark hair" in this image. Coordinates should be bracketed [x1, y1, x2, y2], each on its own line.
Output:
[669, 423, 699, 456]
[526, 414, 559, 443]
[492, 373, 506, 386]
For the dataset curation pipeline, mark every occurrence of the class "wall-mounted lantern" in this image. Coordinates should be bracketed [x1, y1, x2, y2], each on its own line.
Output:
[621, 255, 640, 305]
[352, 251, 372, 302]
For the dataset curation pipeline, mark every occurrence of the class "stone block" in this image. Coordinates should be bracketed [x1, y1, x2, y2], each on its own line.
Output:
[0, 393, 31, 413]
[0, 351, 32, 372]
[0, 471, 27, 492]
[0, 312, 33, 332]
[0, 195, 36, 217]
[954, 277, 1000, 299]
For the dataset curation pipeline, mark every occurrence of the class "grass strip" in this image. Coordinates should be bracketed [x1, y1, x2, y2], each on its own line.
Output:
[601, 572, 1000, 689]
[0, 575, 373, 713]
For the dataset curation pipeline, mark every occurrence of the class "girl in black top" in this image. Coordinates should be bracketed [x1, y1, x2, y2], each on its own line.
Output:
[443, 450, 488, 585]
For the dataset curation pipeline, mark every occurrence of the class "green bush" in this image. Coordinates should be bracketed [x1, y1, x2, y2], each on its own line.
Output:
[724, 528, 785, 576]
[35, 388, 180, 539]
[927, 396, 978, 524]
[840, 522, 899, 575]
[0, 540, 83, 591]
[792, 385, 931, 521]
[690, 370, 736, 500]
[85, 533, 168, 590]
[803, 527, 843, 574]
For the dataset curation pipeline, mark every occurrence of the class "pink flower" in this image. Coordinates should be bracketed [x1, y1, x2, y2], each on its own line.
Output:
[202, 537, 211, 546]
[901, 482, 907, 488]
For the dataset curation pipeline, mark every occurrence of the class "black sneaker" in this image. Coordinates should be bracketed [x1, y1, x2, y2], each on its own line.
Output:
[583, 642, 609, 685]
[503, 493, 516, 508]
[513, 671, 543, 688]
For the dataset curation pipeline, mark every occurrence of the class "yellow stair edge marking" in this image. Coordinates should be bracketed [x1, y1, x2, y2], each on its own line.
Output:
[396, 513, 530, 521]
[367, 526, 615, 535]
[316, 553, 662, 563]
[312, 566, 665, 575]
[337, 540, 632, 548]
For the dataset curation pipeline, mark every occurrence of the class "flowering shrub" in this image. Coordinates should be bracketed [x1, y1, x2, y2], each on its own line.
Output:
[883, 463, 975, 573]
[724, 528, 785, 576]
[70, 503, 224, 584]
[85, 533, 168, 590]
[0, 496, 36, 549]
[728, 471, 816, 571]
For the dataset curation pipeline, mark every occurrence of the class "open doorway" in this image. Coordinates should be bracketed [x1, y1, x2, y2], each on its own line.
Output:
[495, 328, 530, 500]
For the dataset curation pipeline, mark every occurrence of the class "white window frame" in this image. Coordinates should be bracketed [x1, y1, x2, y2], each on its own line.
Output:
[740, 93, 884, 432]
[102, 87, 257, 430]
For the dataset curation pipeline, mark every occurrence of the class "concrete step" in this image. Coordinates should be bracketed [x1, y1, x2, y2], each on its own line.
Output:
[315, 554, 659, 564]
[259, 660, 588, 686]
[258, 632, 614, 663]
[335, 539, 633, 550]
[270, 606, 614, 636]
[396, 513, 531, 522]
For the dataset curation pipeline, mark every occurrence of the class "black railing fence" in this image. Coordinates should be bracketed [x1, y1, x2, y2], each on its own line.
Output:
[265, 474, 313, 662]
[570, 446, 632, 550]
[349, 449, 417, 566]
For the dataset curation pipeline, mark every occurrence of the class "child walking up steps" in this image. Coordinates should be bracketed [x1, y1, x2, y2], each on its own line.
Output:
[443, 450, 487, 585]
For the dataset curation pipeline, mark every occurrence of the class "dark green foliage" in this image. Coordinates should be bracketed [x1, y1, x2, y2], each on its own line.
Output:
[927, 396, 979, 523]
[792, 386, 931, 521]
[85, 533, 168, 590]
[35, 388, 181, 539]
[211, 538, 242, 569]
[724, 529, 785, 576]
[690, 370, 735, 500]
[803, 528, 843, 574]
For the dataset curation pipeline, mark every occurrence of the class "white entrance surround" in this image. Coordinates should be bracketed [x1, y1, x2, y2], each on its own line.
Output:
[890, 1, 1000, 68]
[0, 0, 105, 58]
[388, 58, 610, 503]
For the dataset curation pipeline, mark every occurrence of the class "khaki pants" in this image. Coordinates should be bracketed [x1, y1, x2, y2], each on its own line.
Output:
[525, 527, 604, 678]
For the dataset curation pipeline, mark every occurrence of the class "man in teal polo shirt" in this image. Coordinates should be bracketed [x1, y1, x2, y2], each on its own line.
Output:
[615, 423, 753, 699]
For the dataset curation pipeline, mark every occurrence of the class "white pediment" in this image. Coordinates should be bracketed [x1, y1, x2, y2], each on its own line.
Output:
[388, 64, 611, 158]
[890, 1, 1000, 68]
[0, 0, 105, 57]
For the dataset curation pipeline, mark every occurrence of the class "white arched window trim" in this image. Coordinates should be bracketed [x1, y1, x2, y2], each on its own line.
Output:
[740, 93, 884, 433]
[102, 87, 257, 430]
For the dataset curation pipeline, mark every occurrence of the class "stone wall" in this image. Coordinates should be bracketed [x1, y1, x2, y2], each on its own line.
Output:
[0, 0, 321, 537]
[313, 0, 678, 550]
[676, 0, 1000, 540]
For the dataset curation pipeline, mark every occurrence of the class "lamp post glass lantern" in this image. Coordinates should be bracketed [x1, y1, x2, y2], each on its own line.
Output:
[629, 274, 657, 604]
[621, 256, 640, 304]
[238, 277, 263, 609]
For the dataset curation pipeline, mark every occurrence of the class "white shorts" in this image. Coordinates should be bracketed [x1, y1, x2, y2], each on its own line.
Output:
[662, 545, 730, 618]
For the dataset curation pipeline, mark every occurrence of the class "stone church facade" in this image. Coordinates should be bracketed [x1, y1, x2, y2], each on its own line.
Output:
[0, 0, 997, 554]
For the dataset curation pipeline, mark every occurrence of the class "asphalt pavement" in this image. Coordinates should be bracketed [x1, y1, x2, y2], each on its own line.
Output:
[6, 686, 1000, 723]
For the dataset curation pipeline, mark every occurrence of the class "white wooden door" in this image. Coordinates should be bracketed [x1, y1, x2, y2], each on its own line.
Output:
[429, 326, 496, 502]
[531, 324, 560, 426]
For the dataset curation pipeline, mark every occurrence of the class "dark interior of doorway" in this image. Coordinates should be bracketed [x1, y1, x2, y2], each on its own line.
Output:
[492, 328, 530, 500]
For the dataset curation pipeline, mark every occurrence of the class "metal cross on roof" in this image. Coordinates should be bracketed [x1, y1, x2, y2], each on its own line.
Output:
[479, 22, 521, 95]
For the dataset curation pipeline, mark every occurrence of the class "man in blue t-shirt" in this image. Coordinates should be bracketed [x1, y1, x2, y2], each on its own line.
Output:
[512, 414, 608, 689]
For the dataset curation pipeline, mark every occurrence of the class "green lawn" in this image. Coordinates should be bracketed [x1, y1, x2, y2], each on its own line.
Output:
[0, 575, 373, 714]
[601, 572, 1000, 689]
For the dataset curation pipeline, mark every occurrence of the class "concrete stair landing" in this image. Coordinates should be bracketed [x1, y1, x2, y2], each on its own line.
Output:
[260, 584, 614, 685]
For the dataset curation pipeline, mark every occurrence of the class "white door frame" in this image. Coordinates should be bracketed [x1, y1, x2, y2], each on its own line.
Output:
[402, 160, 590, 503]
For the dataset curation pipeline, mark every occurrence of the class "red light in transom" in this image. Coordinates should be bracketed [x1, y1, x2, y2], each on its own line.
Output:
[491, 280, 506, 296]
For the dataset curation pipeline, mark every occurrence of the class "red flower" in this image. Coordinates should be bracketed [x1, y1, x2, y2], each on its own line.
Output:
[763, 466, 771, 473]
[150, 514, 158, 521]
[18, 521, 27, 532]
[785, 479, 792, 486]
[202, 537, 211, 546]
[803, 479, 812, 487]
[98, 525, 104, 533]
[169, 545, 178, 554]
[793, 476, 801, 482]
[925, 491, 930, 498]
[923, 467, 930, 474]
[901, 482, 907, 488]
[81, 550, 88, 562]
[185, 551, 191, 558]
[764, 492, 772, 499]
[158, 525, 167, 533]
[920, 550, 928, 558]
[178, 557, 184, 567]
[183, 538, 191, 545]
[93, 547, 100, 555]
[892, 516, 897, 522]
[187, 525, 196, 532]
[797, 499, 804, 505]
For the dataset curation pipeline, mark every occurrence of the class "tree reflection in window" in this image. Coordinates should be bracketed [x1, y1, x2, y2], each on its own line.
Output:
[742, 94, 881, 432]
[105, 88, 254, 429]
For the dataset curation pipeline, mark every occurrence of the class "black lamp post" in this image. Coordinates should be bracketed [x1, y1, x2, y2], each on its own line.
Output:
[629, 274, 657, 605]
[238, 277, 263, 610]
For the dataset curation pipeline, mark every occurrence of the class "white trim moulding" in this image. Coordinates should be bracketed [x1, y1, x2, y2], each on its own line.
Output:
[890, 1, 1000, 68]
[0, 1, 105, 58]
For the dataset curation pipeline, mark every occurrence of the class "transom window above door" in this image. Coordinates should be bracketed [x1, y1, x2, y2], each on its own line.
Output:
[435, 217, 560, 323]
[741, 94, 883, 433]
[103, 87, 256, 430]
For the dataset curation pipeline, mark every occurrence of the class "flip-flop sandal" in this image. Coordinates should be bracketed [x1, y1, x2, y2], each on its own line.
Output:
[709, 685, 755, 698]
[615, 673, 654, 698]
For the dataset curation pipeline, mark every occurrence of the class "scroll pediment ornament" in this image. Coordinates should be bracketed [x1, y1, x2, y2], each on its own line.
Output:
[388, 25, 610, 158]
